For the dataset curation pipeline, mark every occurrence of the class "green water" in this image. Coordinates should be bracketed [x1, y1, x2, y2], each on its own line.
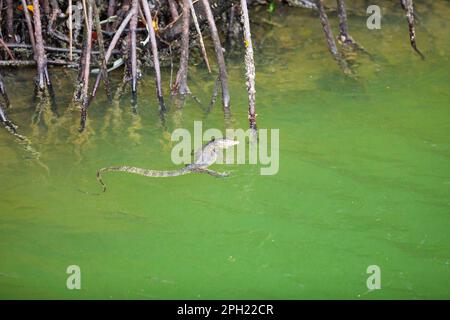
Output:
[1, 2, 449, 299]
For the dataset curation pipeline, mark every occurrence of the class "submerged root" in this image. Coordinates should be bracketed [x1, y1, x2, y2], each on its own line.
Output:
[401, 0, 425, 59]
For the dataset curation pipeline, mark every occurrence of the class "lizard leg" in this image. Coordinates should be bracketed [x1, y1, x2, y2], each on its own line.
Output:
[196, 168, 229, 177]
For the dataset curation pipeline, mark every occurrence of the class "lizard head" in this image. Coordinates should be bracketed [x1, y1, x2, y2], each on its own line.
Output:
[194, 138, 239, 166]
[210, 138, 239, 149]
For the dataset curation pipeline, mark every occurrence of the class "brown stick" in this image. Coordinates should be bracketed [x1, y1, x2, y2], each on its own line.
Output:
[316, 0, 350, 74]
[4, 42, 119, 55]
[189, 0, 211, 73]
[140, 0, 166, 111]
[160, 0, 234, 43]
[167, 0, 180, 21]
[336, 0, 352, 44]
[74, 4, 89, 103]
[336, 0, 369, 55]
[173, 0, 191, 95]
[0, 59, 77, 67]
[81, 0, 89, 29]
[240, 0, 256, 130]
[107, 0, 116, 32]
[200, 0, 230, 108]
[20, 0, 36, 50]
[6, 0, 14, 41]
[400, 0, 425, 60]
[129, 0, 139, 100]
[80, 0, 93, 130]
[91, 9, 134, 99]
[316, 0, 338, 58]
[69, 0, 73, 60]
[93, 1, 111, 100]
[32, 0, 51, 91]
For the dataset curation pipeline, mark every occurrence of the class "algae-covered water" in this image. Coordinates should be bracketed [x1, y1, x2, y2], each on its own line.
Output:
[0, 1, 449, 299]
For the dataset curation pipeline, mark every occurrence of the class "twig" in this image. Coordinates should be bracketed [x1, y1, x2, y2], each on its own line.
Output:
[316, 0, 351, 74]
[81, 0, 89, 31]
[160, 0, 234, 43]
[168, 0, 180, 21]
[400, 0, 425, 59]
[69, 0, 73, 60]
[91, 9, 134, 99]
[188, 0, 211, 73]
[129, 0, 139, 102]
[93, 1, 111, 101]
[140, 0, 166, 111]
[241, 0, 257, 130]
[336, 0, 370, 56]
[200, 0, 230, 108]
[336, 0, 352, 45]
[21, 0, 36, 50]
[4, 42, 119, 55]
[0, 59, 77, 67]
[172, 0, 191, 95]
[316, 0, 338, 58]
[79, 0, 93, 131]
[6, 0, 14, 41]
[32, 0, 51, 92]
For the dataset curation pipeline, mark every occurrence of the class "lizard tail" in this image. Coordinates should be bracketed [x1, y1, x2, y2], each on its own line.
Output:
[96, 166, 192, 192]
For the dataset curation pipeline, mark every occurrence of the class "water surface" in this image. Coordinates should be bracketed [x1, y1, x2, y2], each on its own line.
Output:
[0, 1, 449, 299]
